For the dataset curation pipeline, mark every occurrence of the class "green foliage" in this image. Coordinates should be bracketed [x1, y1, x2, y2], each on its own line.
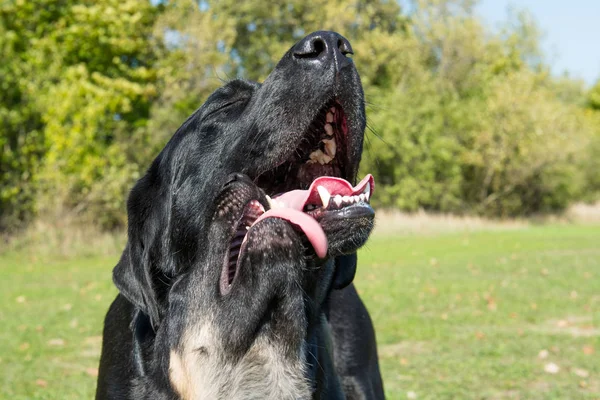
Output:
[1, 0, 599, 230]
[1, 0, 161, 229]
[0, 2, 48, 229]
[581, 83, 600, 200]
[588, 79, 600, 111]
[361, 1, 597, 216]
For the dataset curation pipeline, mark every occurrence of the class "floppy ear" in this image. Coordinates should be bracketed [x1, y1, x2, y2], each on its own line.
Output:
[112, 172, 170, 330]
[332, 253, 358, 290]
[113, 240, 161, 329]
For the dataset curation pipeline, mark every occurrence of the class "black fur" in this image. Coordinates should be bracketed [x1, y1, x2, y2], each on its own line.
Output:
[96, 31, 384, 399]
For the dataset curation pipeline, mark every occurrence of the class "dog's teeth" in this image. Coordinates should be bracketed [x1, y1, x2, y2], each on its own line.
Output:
[342, 195, 350, 203]
[324, 123, 333, 136]
[309, 149, 332, 165]
[266, 195, 283, 209]
[326, 112, 334, 123]
[359, 194, 365, 202]
[363, 183, 370, 201]
[333, 195, 342, 207]
[322, 138, 336, 157]
[309, 149, 322, 163]
[316, 186, 331, 208]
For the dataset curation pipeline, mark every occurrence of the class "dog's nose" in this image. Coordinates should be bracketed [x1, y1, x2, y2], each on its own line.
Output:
[292, 31, 353, 71]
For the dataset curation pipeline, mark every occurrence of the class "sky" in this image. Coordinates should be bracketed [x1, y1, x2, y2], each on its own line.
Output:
[476, 0, 600, 85]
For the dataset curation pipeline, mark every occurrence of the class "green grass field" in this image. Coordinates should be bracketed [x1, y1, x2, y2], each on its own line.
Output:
[1, 224, 599, 399]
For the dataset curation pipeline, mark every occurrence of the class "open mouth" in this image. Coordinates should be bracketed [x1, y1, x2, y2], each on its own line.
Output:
[253, 98, 374, 219]
[221, 199, 265, 294]
[255, 100, 349, 194]
[221, 99, 373, 294]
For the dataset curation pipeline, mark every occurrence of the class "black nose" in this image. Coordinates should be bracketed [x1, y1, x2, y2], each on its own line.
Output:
[292, 31, 353, 71]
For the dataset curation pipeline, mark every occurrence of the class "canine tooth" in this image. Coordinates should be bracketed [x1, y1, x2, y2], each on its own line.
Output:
[266, 195, 275, 209]
[324, 123, 333, 136]
[322, 138, 336, 157]
[326, 112, 334, 123]
[359, 194, 365, 202]
[266, 195, 285, 209]
[316, 186, 331, 208]
[333, 195, 342, 207]
[363, 183, 371, 201]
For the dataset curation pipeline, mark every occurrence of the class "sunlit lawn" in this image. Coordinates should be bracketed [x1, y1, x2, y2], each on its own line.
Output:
[1, 224, 599, 399]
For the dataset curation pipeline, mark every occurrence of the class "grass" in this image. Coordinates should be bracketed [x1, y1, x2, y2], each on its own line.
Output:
[1, 223, 599, 399]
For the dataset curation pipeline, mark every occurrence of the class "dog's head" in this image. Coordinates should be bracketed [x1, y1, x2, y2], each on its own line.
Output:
[113, 31, 374, 396]
[154, 174, 340, 398]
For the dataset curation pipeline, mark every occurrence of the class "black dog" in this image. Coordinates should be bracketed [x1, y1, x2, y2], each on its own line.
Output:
[96, 31, 384, 399]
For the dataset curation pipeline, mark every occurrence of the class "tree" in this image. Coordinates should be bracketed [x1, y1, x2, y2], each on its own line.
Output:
[0, 0, 65, 230]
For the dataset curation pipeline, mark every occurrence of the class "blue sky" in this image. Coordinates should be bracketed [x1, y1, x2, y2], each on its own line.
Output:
[477, 0, 600, 85]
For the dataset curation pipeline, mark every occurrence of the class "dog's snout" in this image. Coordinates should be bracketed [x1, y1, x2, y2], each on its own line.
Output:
[292, 31, 353, 71]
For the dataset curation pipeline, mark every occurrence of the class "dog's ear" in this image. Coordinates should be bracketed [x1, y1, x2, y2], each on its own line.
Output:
[113, 176, 169, 330]
[332, 253, 358, 290]
[113, 240, 161, 329]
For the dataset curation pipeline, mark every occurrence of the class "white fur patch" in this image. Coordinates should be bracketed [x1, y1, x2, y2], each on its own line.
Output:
[169, 322, 311, 399]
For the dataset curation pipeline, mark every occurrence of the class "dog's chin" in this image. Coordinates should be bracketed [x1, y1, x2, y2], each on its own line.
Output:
[316, 204, 375, 257]
[219, 216, 313, 352]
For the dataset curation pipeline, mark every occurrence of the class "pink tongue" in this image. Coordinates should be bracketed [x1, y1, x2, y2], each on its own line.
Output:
[252, 174, 374, 259]
[253, 208, 327, 258]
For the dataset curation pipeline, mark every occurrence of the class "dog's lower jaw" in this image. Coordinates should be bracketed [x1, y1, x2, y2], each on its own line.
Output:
[169, 322, 311, 400]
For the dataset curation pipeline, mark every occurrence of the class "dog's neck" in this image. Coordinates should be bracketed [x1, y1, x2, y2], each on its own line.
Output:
[165, 319, 311, 400]
[131, 257, 345, 399]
